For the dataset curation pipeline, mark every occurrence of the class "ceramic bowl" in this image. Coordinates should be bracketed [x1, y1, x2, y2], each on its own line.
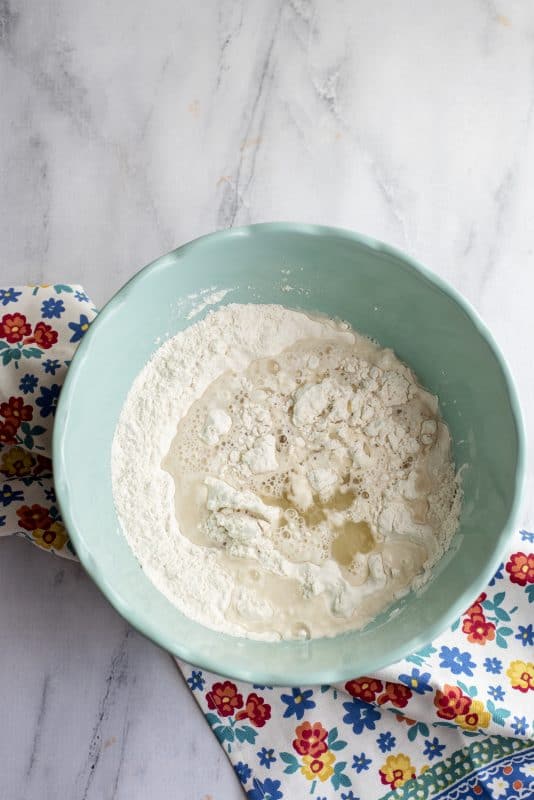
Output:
[53, 223, 525, 684]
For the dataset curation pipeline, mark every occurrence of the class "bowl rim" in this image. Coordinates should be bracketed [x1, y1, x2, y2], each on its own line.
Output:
[53, 221, 526, 683]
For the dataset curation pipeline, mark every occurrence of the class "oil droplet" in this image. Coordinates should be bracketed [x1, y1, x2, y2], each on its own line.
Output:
[331, 520, 375, 566]
[300, 503, 325, 527]
[323, 490, 354, 512]
[292, 623, 311, 640]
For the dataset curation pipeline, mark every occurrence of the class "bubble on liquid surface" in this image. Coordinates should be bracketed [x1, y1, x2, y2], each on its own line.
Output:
[292, 623, 311, 640]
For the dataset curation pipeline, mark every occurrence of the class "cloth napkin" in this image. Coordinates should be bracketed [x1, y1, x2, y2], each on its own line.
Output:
[1, 284, 532, 800]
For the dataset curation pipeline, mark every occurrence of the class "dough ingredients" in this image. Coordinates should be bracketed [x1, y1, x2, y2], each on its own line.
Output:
[112, 304, 461, 640]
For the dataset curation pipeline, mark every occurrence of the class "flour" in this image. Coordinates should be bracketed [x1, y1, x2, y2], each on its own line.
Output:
[185, 288, 232, 320]
[112, 304, 462, 640]
[200, 408, 232, 446]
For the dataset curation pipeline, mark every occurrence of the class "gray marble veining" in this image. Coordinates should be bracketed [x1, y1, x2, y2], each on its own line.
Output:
[1, 1, 534, 798]
[0, 538, 239, 799]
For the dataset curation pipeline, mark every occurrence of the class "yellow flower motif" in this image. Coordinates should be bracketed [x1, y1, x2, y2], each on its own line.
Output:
[420, 765, 430, 774]
[506, 660, 534, 692]
[379, 754, 416, 790]
[32, 522, 68, 551]
[455, 699, 491, 731]
[301, 750, 335, 782]
[0, 446, 34, 477]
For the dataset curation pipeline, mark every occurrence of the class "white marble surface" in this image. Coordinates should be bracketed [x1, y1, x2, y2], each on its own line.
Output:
[1, 1, 534, 798]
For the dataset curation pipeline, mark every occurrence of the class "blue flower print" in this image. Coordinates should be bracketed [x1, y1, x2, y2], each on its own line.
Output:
[439, 645, 476, 676]
[68, 313, 91, 343]
[0, 484, 24, 507]
[45, 487, 56, 503]
[75, 290, 89, 302]
[342, 698, 381, 734]
[235, 761, 252, 784]
[0, 515, 5, 527]
[247, 777, 283, 800]
[398, 667, 433, 695]
[43, 358, 61, 375]
[341, 793, 360, 800]
[186, 670, 205, 691]
[484, 657, 502, 675]
[19, 374, 38, 394]
[488, 685, 505, 701]
[352, 752, 372, 773]
[423, 737, 446, 761]
[515, 624, 534, 647]
[511, 716, 528, 736]
[0, 288, 22, 305]
[519, 529, 534, 543]
[253, 684, 273, 690]
[376, 731, 396, 753]
[488, 562, 504, 586]
[41, 297, 65, 319]
[36, 383, 60, 417]
[257, 747, 276, 769]
[280, 688, 315, 719]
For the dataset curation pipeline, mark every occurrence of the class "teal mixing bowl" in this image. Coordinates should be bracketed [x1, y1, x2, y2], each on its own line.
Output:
[53, 223, 525, 684]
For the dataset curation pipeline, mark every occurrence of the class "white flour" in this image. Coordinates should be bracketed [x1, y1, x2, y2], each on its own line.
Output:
[112, 304, 461, 640]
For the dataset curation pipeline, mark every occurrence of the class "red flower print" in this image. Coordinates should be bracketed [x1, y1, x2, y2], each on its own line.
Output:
[377, 682, 413, 708]
[33, 454, 53, 475]
[462, 613, 496, 645]
[292, 721, 328, 757]
[506, 552, 534, 586]
[345, 676, 383, 703]
[31, 321, 58, 350]
[206, 681, 243, 717]
[461, 592, 495, 646]
[434, 684, 471, 720]
[0, 422, 18, 445]
[0, 396, 33, 429]
[395, 713, 417, 725]
[464, 591, 487, 617]
[16, 504, 54, 532]
[0, 313, 31, 343]
[235, 692, 271, 727]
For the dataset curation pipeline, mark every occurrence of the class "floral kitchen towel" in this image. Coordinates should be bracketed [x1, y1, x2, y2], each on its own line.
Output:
[0, 284, 532, 800]
[180, 530, 534, 799]
[0, 284, 96, 558]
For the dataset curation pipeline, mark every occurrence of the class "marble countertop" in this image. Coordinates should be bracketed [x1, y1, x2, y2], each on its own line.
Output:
[1, 1, 533, 798]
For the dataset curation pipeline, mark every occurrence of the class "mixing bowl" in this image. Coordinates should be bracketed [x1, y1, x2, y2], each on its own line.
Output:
[53, 223, 525, 684]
